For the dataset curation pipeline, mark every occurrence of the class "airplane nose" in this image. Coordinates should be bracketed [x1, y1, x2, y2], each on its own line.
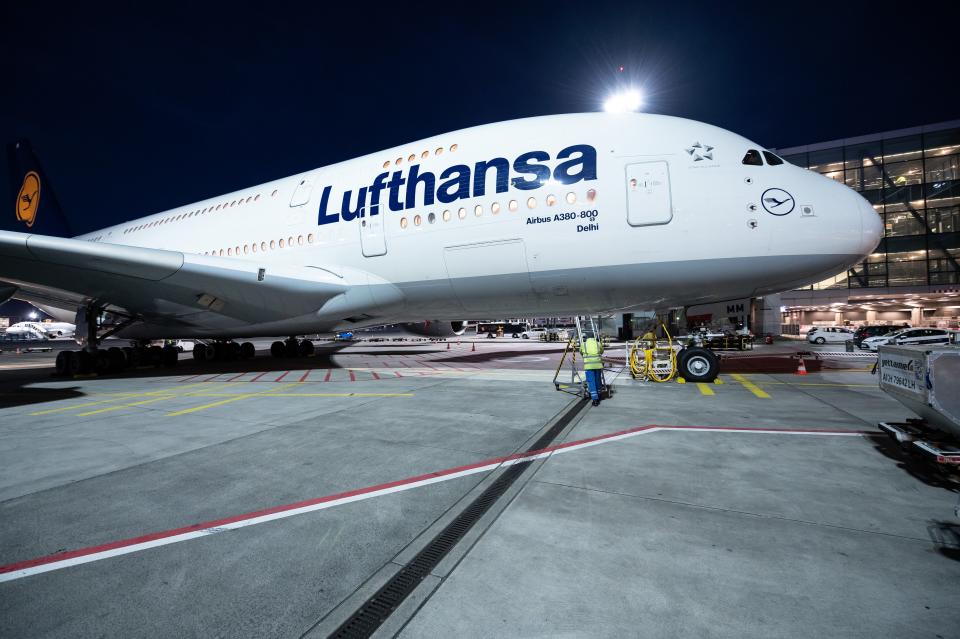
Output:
[856, 192, 883, 257]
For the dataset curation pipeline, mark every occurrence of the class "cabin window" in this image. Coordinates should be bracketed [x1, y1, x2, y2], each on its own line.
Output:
[270, 240, 276, 249]
[450, 144, 458, 152]
[491, 202, 501, 214]
[435, 147, 443, 156]
[279, 239, 285, 248]
[566, 192, 576, 204]
[243, 245, 249, 254]
[382, 160, 390, 169]
[457, 207, 466, 220]
[509, 200, 518, 212]
[307, 233, 315, 243]
[546, 194, 557, 206]
[742, 149, 763, 166]
[428, 212, 436, 224]
[414, 214, 422, 226]
[400, 217, 408, 229]
[527, 197, 537, 209]
[421, 151, 429, 159]
[252, 243, 257, 253]
[298, 235, 304, 245]
[408, 154, 416, 163]
[395, 157, 402, 165]
[474, 205, 483, 217]
[763, 151, 784, 165]
[442, 209, 451, 221]
[261, 241, 267, 251]
[586, 188, 597, 202]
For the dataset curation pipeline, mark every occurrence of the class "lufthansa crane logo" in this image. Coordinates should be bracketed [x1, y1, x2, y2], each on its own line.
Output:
[16, 171, 41, 228]
[761, 187, 794, 216]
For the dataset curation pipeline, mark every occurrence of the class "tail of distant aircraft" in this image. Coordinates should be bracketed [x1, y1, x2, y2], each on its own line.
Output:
[6, 139, 72, 237]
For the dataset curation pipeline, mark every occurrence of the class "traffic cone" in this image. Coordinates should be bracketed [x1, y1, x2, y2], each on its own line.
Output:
[472, 342, 476, 352]
[795, 357, 808, 375]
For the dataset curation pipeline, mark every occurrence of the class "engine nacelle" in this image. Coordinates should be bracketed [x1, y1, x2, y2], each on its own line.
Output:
[402, 321, 467, 337]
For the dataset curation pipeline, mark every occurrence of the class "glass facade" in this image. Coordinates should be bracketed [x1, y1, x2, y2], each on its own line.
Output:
[778, 123, 960, 289]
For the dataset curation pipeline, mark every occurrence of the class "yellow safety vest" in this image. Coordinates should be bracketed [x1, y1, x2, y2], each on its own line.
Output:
[581, 338, 603, 370]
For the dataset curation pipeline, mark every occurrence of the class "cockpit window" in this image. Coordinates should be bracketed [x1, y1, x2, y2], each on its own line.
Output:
[763, 151, 784, 165]
[742, 149, 763, 166]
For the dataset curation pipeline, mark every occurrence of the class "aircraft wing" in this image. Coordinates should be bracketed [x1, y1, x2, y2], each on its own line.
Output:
[0, 230, 378, 330]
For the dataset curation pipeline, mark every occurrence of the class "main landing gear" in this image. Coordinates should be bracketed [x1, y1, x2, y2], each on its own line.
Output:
[270, 337, 315, 358]
[53, 304, 156, 377]
[191, 341, 257, 362]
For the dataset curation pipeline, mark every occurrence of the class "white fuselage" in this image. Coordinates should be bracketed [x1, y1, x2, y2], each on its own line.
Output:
[74, 113, 882, 339]
[5, 321, 75, 339]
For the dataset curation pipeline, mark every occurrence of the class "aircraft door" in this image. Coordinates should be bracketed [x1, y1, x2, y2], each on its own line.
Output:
[626, 161, 673, 226]
[360, 191, 387, 257]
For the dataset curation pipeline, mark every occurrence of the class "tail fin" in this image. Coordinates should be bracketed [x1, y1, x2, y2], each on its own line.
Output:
[6, 139, 73, 237]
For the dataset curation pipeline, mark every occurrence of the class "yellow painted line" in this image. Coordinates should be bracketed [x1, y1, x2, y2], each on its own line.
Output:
[28, 381, 224, 417]
[730, 373, 770, 399]
[76, 395, 178, 417]
[696, 383, 714, 396]
[185, 392, 415, 398]
[713, 377, 724, 384]
[165, 382, 302, 417]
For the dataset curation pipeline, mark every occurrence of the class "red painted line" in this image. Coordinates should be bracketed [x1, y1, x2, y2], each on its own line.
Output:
[323, 369, 333, 382]
[371, 371, 380, 380]
[249, 371, 269, 382]
[299, 370, 312, 383]
[179, 374, 201, 383]
[419, 361, 437, 369]
[394, 371, 403, 378]
[275, 371, 291, 382]
[349, 370, 356, 382]
[0, 424, 871, 577]
[226, 372, 247, 382]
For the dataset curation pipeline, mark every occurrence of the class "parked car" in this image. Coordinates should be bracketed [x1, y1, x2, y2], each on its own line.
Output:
[853, 325, 907, 348]
[806, 326, 855, 344]
[862, 327, 957, 351]
[517, 327, 546, 339]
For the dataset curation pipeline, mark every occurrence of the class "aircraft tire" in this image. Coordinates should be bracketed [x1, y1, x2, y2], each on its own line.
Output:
[284, 338, 300, 358]
[193, 343, 209, 361]
[123, 346, 138, 367]
[148, 345, 164, 366]
[55, 350, 72, 376]
[94, 350, 111, 375]
[161, 345, 179, 367]
[298, 340, 314, 357]
[74, 350, 93, 375]
[677, 347, 719, 383]
[107, 347, 126, 371]
[240, 342, 256, 360]
[271, 341, 286, 358]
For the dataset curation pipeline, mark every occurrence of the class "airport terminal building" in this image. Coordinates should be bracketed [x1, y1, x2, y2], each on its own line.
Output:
[773, 120, 960, 332]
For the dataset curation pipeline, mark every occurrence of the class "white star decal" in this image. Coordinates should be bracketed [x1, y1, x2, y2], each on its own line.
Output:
[685, 141, 714, 161]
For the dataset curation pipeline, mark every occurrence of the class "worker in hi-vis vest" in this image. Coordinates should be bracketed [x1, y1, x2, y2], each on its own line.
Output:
[580, 336, 605, 406]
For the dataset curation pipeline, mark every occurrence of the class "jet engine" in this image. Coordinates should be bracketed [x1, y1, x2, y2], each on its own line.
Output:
[402, 321, 467, 337]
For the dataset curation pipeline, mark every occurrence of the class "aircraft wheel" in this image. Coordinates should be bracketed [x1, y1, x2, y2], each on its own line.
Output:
[271, 341, 286, 358]
[677, 347, 719, 383]
[240, 342, 256, 360]
[107, 347, 126, 372]
[298, 340, 314, 357]
[55, 350, 72, 376]
[162, 345, 179, 367]
[148, 345, 164, 366]
[284, 338, 300, 358]
[192, 343, 209, 361]
[92, 350, 111, 375]
[123, 346, 138, 367]
[75, 350, 93, 375]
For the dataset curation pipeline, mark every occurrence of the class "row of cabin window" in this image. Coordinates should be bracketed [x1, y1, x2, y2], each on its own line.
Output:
[398, 189, 597, 229]
[383, 144, 458, 169]
[204, 233, 316, 257]
[122, 190, 279, 235]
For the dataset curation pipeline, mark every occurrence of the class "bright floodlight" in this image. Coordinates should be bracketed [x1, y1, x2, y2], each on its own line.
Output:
[604, 89, 643, 113]
[28, 311, 38, 320]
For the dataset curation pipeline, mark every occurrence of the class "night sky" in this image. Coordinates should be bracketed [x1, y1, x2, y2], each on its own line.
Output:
[2, 2, 958, 236]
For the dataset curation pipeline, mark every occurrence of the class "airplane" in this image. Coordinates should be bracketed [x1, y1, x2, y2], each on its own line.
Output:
[4, 320, 76, 339]
[0, 113, 882, 380]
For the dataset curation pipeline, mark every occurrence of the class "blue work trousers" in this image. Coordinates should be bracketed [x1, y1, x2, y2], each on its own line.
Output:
[585, 369, 603, 401]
